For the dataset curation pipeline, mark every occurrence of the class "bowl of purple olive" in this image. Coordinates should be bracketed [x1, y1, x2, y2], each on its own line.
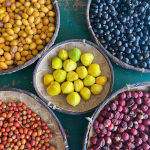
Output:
[86, 0, 150, 73]
[83, 82, 150, 150]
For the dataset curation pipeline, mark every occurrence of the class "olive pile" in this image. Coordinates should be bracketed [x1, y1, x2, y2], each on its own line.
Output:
[0, 0, 56, 71]
[90, 0, 150, 69]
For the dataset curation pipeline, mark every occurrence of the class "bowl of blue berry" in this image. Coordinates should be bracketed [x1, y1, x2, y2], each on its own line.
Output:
[86, 0, 150, 73]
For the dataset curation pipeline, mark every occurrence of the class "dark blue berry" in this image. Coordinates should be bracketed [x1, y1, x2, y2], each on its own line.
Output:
[123, 57, 129, 64]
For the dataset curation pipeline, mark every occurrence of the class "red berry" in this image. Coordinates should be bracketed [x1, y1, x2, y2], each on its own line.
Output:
[123, 106, 129, 113]
[97, 115, 104, 123]
[135, 118, 142, 124]
[14, 107, 18, 112]
[121, 121, 127, 129]
[138, 91, 143, 97]
[129, 135, 134, 142]
[104, 119, 111, 127]
[110, 132, 115, 139]
[26, 142, 31, 149]
[0, 121, 3, 127]
[31, 140, 35, 146]
[117, 105, 123, 112]
[104, 105, 111, 111]
[143, 92, 149, 98]
[94, 128, 100, 133]
[9, 106, 13, 110]
[119, 92, 126, 99]
[124, 115, 130, 122]
[144, 98, 150, 107]
[126, 91, 132, 99]
[126, 99, 135, 107]
[91, 137, 98, 145]
[118, 99, 126, 106]
[132, 92, 138, 99]
[113, 111, 120, 119]
[143, 119, 150, 126]
[27, 109, 31, 114]
[106, 131, 111, 137]
[93, 120, 99, 129]
[41, 122, 46, 126]
[142, 142, 150, 150]
[105, 112, 114, 119]
[110, 103, 117, 111]
[140, 104, 148, 112]
[15, 113, 20, 119]
[14, 122, 20, 128]
[141, 133, 148, 142]
[12, 102, 17, 107]
[135, 98, 142, 105]
[104, 136, 112, 145]
[130, 104, 138, 111]
[98, 133, 104, 138]
[121, 132, 129, 141]
[128, 121, 133, 128]
[135, 137, 142, 146]
[101, 128, 107, 135]
[119, 113, 124, 120]
[112, 119, 119, 125]
[108, 123, 114, 131]
[5, 127, 10, 132]
[139, 124, 145, 132]
[130, 128, 138, 135]
[117, 127, 124, 133]
[101, 110, 107, 117]
[97, 138, 105, 148]
[98, 123, 104, 130]
[144, 126, 150, 133]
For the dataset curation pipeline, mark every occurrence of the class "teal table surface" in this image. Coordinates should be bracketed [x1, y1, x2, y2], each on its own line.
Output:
[1, 0, 150, 150]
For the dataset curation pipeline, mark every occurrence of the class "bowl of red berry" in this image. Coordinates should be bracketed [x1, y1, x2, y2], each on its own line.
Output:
[86, 0, 150, 73]
[0, 87, 68, 150]
[83, 82, 150, 150]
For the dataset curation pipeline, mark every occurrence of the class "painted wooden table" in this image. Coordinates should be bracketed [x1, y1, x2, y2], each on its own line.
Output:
[1, 0, 150, 149]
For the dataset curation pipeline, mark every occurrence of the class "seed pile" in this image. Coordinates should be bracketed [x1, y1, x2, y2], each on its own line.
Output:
[0, 101, 55, 150]
[89, 91, 150, 150]
[0, 0, 56, 71]
[90, 0, 150, 69]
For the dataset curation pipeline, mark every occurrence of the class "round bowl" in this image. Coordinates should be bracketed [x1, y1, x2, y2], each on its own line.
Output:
[0, 0, 60, 75]
[33, 39, 114, 115]
[86, 0, 150, 73]
[83, 82, 150, 150]
[0, 87, 69, 150]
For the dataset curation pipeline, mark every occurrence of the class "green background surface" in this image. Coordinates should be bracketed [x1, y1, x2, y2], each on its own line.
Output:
[1, 0, 150, 150]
